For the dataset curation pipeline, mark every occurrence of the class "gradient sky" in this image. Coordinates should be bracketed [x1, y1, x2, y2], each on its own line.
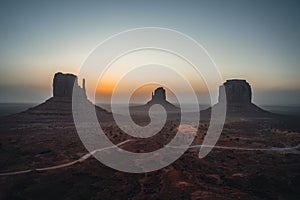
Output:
[0, 0, 299, 105]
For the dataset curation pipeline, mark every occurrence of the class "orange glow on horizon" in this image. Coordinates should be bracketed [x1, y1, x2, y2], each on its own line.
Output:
[96, 80, 116, 95]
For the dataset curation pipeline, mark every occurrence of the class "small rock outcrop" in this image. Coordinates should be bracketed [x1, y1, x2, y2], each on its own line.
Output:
[53, 72, 86, 98]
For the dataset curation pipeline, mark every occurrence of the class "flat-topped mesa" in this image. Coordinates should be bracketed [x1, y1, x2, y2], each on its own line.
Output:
[18, 72, 112, 121]
[200, 79, 270, 118]
[219, 79, 252, 104]
[53, 72, 86, 98]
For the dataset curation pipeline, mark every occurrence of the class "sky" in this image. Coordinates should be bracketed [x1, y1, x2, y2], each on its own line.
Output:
[0, 0, 299, 105]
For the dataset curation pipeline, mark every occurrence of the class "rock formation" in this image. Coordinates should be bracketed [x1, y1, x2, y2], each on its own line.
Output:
[147, 87, 166, 104]
[202, 79, 270, 118]
[146, 87, 178, 111]
[218, 79, 252, 104]
[53, 72, 86, 98]
[20, 72, 112, 122]
[130, 87, 179, 120]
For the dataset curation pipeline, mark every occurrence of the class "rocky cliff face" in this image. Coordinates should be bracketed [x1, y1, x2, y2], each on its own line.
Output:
[146, 87, 177, 109]
[53, 72, 86, 98]
[201, 79, 270, 118]
[150, 87, 167, 102]
[218, 79, 252, 104]
[17, 72, 112, 122]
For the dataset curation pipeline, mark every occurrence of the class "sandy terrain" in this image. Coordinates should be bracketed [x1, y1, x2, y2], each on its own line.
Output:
[0, 101, 300, 199]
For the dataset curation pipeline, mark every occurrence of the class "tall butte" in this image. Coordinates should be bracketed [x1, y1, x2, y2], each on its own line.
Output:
[219, 79, 252, 104]
[23, 72, 111, 121]
[202, 79, 270, 118]
[53, 72, 86, 99]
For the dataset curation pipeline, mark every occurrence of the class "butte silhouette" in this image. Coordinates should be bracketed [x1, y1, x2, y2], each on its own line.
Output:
[146, 87, 179, 111]
[6, 73, 273, 122]
[131, 87, 179, 114]
[15, 72, 112, 122]
[202, 79, 270, 118]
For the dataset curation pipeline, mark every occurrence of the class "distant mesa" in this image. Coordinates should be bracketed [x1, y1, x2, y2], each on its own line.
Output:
[53, 72, 86, 99]
[129, 87, 179, 123]
[219, 79, 252, 104]
[202, 79, 270, 118]
[146, 87, 178, 110]
[133, 87, 179, 112]
[19, 72, 111, 122]
[148, 87, 167, 103]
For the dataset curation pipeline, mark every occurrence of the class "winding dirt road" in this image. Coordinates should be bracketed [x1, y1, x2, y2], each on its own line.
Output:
[0, 141, 299, 176]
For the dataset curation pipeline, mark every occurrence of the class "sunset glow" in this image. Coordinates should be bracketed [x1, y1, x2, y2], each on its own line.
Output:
[0, 1, 299, 105]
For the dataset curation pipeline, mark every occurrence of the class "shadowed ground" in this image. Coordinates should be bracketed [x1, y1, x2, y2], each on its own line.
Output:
[0, 75, 299, 199]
